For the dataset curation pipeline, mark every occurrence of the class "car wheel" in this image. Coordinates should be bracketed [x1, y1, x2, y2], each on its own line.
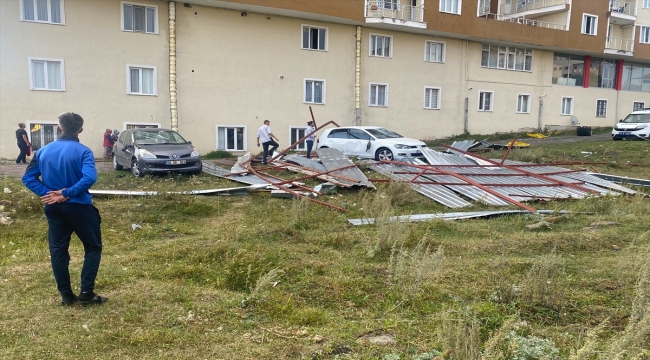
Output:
[613, 137, 622, 141]
[375, 148, 394, 161]
[319, 146, 329, 149]
[131, 159, 143, 178]
[113, 155, 123, 170]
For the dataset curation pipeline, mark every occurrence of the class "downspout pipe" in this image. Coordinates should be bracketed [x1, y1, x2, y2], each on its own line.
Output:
[354, 25, 361, 126]
[169, 1, 178, 131]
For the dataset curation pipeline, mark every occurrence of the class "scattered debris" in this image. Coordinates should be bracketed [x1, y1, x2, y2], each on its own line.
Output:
[357, 332, 396, 345]
[312, 335, 324, 343]
[131, 224, 141, 231]
[581, 151, 593, 157]
[348, 210, 569, 225]
[612, 244, 620, 250]
[0, 213, 13, 225]
[316, 148, 375, 189]
[3, 188, 12, 194]
[588, 173, 650, 188]
[526, 221, 551, 230]
[527, 133, 548, 139]
[89, 185, 265, 197]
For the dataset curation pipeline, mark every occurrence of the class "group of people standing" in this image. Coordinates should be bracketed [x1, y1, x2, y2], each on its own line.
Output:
[256, 119, 317, 163]
[102, 128, 119, 159]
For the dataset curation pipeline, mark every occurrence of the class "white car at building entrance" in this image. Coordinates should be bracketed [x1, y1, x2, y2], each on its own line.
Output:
[612, 109, 650, 140]
[317, 126, 427, 161]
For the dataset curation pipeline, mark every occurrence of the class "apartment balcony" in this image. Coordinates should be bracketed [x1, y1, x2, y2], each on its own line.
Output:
[605, 37, 634, 56]
[499, 0, 570, 20]
[608, 0, 636, 26]
[365, 0, 426, 29]
[500, 16, 566, 30]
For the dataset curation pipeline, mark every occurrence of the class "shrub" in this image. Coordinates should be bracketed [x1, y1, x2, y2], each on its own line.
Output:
[202, 150, 235, 159]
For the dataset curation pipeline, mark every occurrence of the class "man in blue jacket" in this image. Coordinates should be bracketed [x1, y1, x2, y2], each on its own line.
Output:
[23, 112, 107, 306]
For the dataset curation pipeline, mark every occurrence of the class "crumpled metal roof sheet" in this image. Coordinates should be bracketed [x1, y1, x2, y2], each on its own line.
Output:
[283, 155, 328, 173]
[447, 140, 477, 155]
[202, 161, 281, 186]
[348, 209, 567, 225]
[316, 148, 375, 188]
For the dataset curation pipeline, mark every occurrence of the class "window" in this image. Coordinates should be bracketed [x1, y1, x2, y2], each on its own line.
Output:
[302, 25, 327, 51]
[582, 14, 597, 35]
[370, 34, 392, 58]
[28, 122, 59, 152]
[440, 0, 461, 14]
[481, 44, 532, 72]
[644, 0, 650, 8]
[304, 79, 325, 104]
[552, 53, 585, 86]
[216, 126, 246, 151]
[633, 102, 645, 111]
[348, 129, 372, 140]
[21, 0, 64, 24]
[478, 91, 493, 112]
[589, 58, 617, 89]
[641, 26, 650, 44]
[28, 57, 65, 91]
[561, 97, 574, 115]
[621, 62, 650, 92]
[424, 87, 441, 109]
[425, 41, 444, 63]
[126, 65, 156, 95]
[369, 83, 388, 107]
[596, 100, 607, 117]
[290, 127, 307, 150]
[328, 129, 349, 138]
[517, 94, 531, 114]
[122, 2, 157, 34]
[125, 123, 160, 129]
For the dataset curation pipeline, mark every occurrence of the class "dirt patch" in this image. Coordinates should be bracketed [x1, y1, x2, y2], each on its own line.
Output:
[0, 160, 114, 178]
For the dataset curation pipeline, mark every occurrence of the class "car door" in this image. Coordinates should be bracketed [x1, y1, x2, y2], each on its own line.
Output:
[325, 129, 350, 154]
[117, 131, 133, 165]
[346, 129, 374, 158]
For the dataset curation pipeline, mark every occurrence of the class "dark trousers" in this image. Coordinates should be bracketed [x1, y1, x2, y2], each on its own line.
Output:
[262, 140, 279, 163]
[306, 140, 314, 159]
[16, 142, 28, 164]
[44, 203, 102, 298]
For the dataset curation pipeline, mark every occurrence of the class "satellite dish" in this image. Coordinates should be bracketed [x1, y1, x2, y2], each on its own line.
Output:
[569, 116, 579, 126]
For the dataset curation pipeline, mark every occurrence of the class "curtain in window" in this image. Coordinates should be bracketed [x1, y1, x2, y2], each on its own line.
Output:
[377, 86, 386, 105]
[302, 27, 309, 49]
[130, 68, 140, 93]
[236, 128, 244, 150]
[488, 45, 498, 68]
[314, 81, 323, 103]
[518, 95, 529, 112]
[36, 0, 48, 21]
[146, 7, 155, 33]
[50, 0, 61, 23]
[370, 85, 377, 105]
[23, 0, 35, 20]
[425, 89, 439, 108]
[305, 81, 313, 102]
[33, 61, 46, 89]
[124, 5, 133, 30]
[384, 38, 390, 57]
[134, 6, 145, 32]
[142, 68, 154, 94]
[47, 61, 61, 90]
[226, 128, 235, 150]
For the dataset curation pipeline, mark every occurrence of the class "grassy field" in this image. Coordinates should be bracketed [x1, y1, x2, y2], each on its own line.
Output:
[1, 140, 649, 359]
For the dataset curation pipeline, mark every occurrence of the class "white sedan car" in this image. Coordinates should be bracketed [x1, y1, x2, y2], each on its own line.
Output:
[317, 126, 426, 161]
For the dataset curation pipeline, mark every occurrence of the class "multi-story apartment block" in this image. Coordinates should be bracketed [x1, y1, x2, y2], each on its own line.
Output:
[1, 0, 649, 159]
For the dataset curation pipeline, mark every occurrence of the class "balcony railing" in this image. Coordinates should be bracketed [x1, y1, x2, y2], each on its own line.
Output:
[501, 16, 566, 30]
[609, 0, 637, 16]
[478, 5, 491, 16]
[365, 1, 424, 23]
[606, 37, 635, 52]
[499, 0, 569, 16]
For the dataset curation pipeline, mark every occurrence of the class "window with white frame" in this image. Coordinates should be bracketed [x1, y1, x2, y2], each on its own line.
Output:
[369, 83, 388, 107]
[517, 94, 531, 113]
[633, 102, 645, 111]
[425, 41, 445, 63]
[478, 91, 493, 111]
[216, 126, 246, 151]
[644, 0, 650, 8]
[582, 14, 597, 35]
[125, 123, 159, 129]
[28, 122, 59, 152]
[304, 79, 325, 104]
[302, 25, 327, 51]
[370, 35, 392, 58]
[596, 100, 607, 117]
[21, 0, 64, 24]
[561, 97, 574, 115]
[127, 65, 156, 95]
[640, 26, 650, 44]
[440, 0, 461, 14]
[481, 44, 532, 72]
[290, 127, 307, 150]
[28, 58, 65, 91]
[424, 87, 441, 109]
[122, 2, 157, 34]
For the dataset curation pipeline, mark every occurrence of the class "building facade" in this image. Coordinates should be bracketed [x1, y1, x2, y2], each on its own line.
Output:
[1, 0, 650, 159]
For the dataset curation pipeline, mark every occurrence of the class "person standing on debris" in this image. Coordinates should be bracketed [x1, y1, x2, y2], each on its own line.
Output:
[305, 121, 316, 159]
[22, 112, 108, 306]
[16, 123, 31, 165]
[103, 128, 114, 159]
[257, 119, 279, 165]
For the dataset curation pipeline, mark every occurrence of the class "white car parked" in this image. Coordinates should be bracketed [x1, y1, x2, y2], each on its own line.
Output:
[612, 108, 650, 140]
[317, 126, 427, 161]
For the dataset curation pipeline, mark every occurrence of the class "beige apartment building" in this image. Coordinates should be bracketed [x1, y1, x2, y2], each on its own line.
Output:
[1, 0, 650, 159]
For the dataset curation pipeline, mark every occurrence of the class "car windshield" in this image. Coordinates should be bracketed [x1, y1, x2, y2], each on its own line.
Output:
[365, 128, 403, 139]
[134, 131, 187, 145]
[621, 113, 650, 123]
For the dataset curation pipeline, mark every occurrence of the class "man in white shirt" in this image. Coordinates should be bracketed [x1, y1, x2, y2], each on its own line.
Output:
[256, 120, 279, 164]
[305, 121, 316, 159]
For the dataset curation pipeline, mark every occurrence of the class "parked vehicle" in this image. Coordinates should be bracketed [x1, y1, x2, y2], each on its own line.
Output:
[317, 126, 426, 161]
[113, 128, 202, 177]
[612, 109, 650, 140]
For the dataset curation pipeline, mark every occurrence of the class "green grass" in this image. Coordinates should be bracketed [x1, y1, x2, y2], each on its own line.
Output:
[425, 127, 612, 146]
[1, 140, 649, 359]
